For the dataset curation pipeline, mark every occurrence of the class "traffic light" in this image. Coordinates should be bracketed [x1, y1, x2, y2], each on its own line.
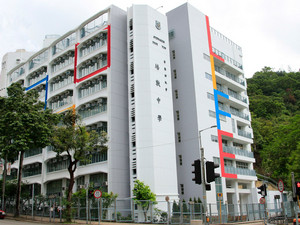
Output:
[295, 181, 300, 197]
[206, 161, 220, 183]
[257, 184, 267, 197]
[192, 159, 201, 184]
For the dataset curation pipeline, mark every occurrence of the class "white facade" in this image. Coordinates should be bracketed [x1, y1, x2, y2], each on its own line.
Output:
[1, 3, 257, 206]
[5, 5, 130, 198]
[127, 5, 179, 202]
[0, 49, 35, 96]
[167, 3, 256, 206]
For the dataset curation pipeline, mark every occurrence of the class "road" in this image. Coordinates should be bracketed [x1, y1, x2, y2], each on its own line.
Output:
[1, 219, 52, 225]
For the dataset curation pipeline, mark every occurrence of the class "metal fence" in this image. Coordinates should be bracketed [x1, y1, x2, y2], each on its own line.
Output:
[2, 197, 299, 224]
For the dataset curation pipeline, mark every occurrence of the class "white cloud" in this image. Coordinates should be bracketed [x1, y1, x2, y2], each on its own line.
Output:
[0, 0, 299, 77]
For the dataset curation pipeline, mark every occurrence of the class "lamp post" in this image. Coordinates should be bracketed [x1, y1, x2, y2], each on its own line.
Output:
[199, 125, 217, 224]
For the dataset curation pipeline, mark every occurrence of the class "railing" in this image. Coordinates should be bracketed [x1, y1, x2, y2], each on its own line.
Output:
[238, 129, 252, 139]
[230, 109, 249, 120]
[78, 81, 107, 99]
[223, 145, 254, 158]
[225, 166, 256, 176]
[78, 104, 107, 119]
[228, 89, 247, 103]
[215, 65, 245, 86]
[212, 47, 243, 70]
[3, 197, 297, 224]
[25, 148, 43, 158]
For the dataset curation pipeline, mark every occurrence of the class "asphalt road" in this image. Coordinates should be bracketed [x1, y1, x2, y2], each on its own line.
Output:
[0, 218, 55, 225]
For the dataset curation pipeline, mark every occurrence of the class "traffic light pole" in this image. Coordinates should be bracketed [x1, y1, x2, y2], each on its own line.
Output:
[200, 146, 207, 224]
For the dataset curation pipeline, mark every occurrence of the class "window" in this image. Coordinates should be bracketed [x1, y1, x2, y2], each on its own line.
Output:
[172, 50, 176, 59]
[236, 161, 248, 169]
[169, 29, 175, 39]
[130, 39, 133, 53]
[211, 135, 218, 143]
[179, 155, 182, 166]
[176, 110, 180, 120]
[222, 139, 228, 146]
[207, 92, 214, 100]
[224, 159, 233, 166]
[180, 184, 184, 195]
[177, 132, 181, 143]
[175, 90, 178, 99]
[173, 70, 177, 79]
[209, 110, 216, 118]
[129, 19, 133, 31]
[205, 72, 212, 81]
[203, 53, 210, 61]
[220, 114, 227, 122]
[233, 142, 243, 149]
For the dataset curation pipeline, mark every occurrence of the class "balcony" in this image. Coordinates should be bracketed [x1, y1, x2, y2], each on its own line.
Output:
[217, 85, 247, 104]
[223, 145, 254, 158]
[79, 33, 107, 58]
[78, 76, 107, 99]
[78, 98, 107, 119]
[22, 163, 42, 177]
[212, 47, 243, 70]
[52, 51, 75, 74]
[238, 129, 252, 139]
[78, 54, 107, 79]
[215, 65, 245, 86]
[218, 104, 249, 121]
[225, 166, 256, 176]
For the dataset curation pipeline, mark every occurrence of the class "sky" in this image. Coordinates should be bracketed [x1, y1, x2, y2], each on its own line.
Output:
[0, 0, 299, 78]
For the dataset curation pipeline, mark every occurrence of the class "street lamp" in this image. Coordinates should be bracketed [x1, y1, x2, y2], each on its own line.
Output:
[199, 125, 217, 224]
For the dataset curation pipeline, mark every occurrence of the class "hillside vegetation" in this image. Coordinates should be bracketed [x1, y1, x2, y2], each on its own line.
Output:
[247, 67, 300, 188]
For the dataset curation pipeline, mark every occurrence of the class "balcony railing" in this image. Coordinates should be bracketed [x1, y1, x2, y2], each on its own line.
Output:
[225, 166, 256, 176]
[223, 145, 254, 158]
[78, 104, 107, 119]
[238, 129, 252, 139]
[217, 86, 247, 104]
[215, 65, 245, 86]
[218, 104, 249, 121]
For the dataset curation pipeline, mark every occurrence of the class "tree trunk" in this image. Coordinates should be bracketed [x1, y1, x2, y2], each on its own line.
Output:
[14, 151, 24, 217]
[66, 164, 75, 222]
[1, 157, 7, 211]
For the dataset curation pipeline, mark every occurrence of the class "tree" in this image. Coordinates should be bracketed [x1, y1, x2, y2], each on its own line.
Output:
[50, 111, 108, 222]
[0, 83, 59, 217]
[132, 180, 156, 221]
[247, 68, 300, 185]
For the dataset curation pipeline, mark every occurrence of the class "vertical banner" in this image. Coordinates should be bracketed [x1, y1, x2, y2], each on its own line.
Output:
[7, 162, 11, 176]
[0, 162, 3, 175]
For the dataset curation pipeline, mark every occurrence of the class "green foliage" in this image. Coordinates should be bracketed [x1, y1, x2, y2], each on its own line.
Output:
[0, 83, 60, 157]
[0, 83, 60, 216]
[50, 110, 108, 222]
[172, 200, 180, 213]
[133, 180, 156, 220]
[247, 67, 300, 186]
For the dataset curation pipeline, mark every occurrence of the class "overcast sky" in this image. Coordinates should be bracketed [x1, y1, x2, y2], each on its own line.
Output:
[0, 0, 299, 78]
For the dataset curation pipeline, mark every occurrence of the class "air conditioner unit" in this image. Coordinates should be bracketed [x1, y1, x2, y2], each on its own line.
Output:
[86, 103, 91, 108]
[97, 122, 103, 128]
[98, 98, 103, 104]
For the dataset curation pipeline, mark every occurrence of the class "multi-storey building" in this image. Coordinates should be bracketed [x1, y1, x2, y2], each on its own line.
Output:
[4, 5, 130, 199]
[1, 3, 257, 206]
[167, 3, 257, 207]
[127, 5, 179, 203]
[0, 49, 35, 96]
